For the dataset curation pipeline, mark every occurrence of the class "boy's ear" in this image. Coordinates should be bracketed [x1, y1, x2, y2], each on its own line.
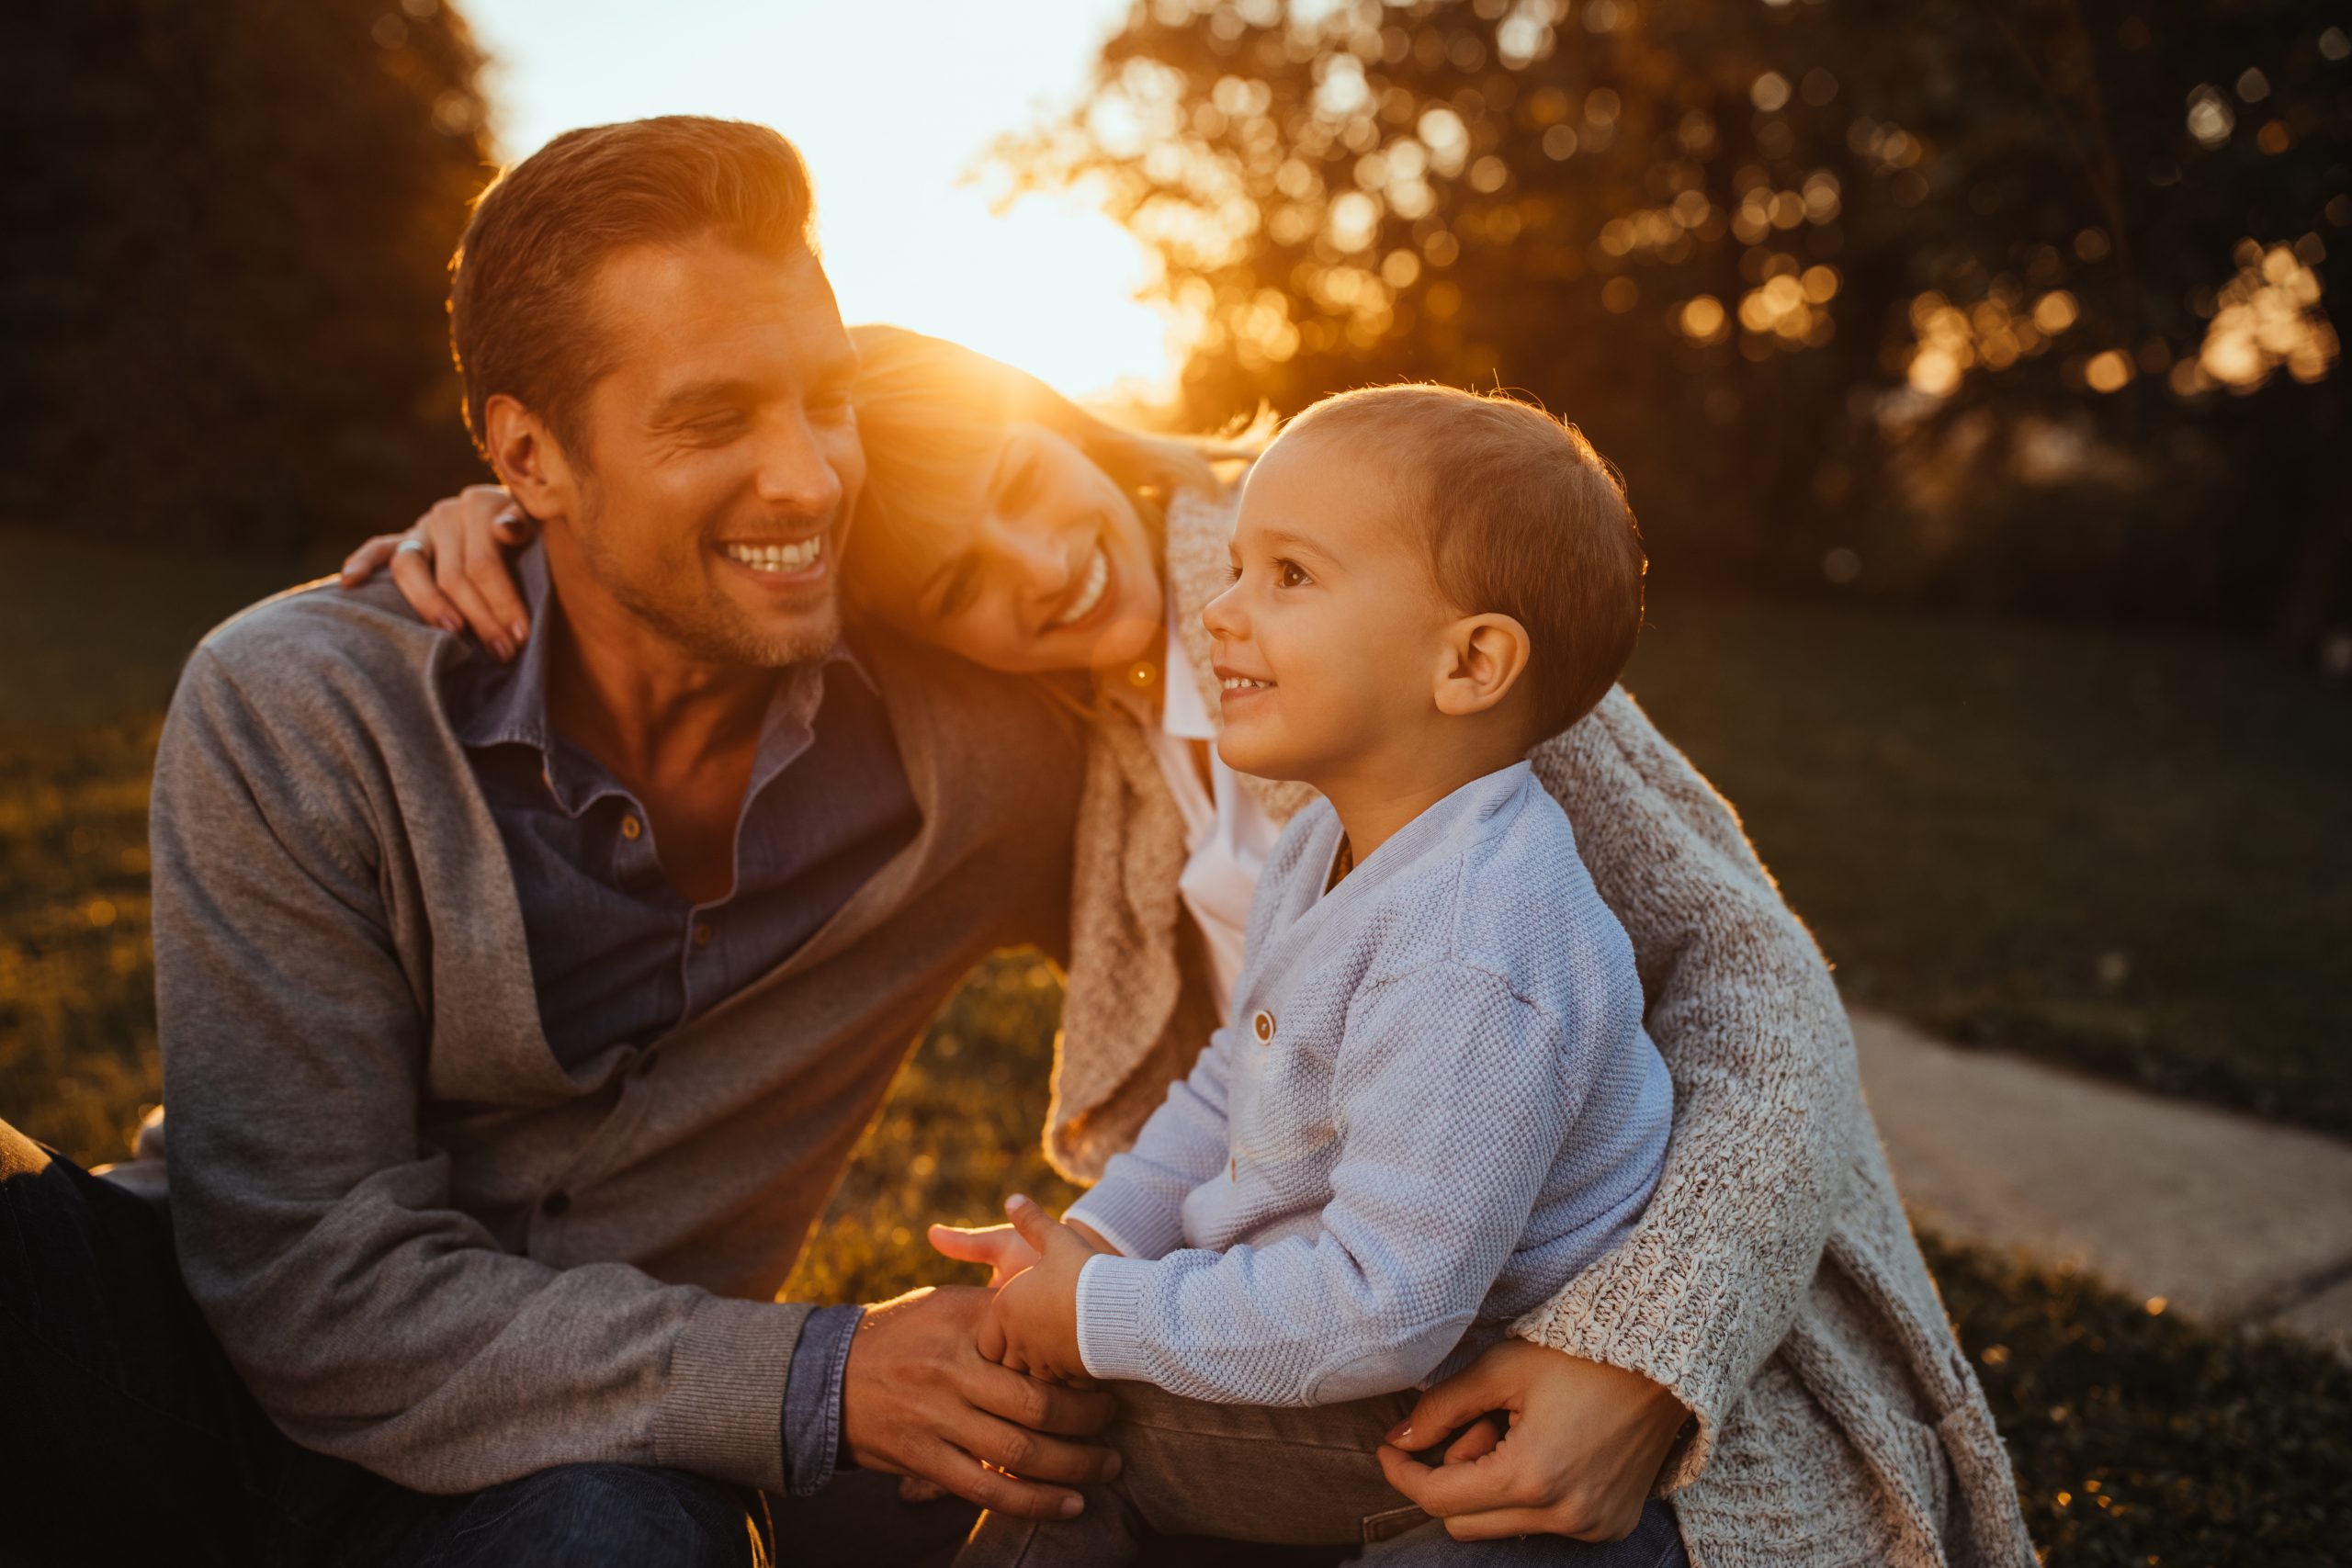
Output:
[1433, 613, 1532, 718]
[481, 393, 580, 525]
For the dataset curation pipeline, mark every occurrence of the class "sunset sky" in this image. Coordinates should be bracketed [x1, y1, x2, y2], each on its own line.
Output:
[463, 0, 1175, 399]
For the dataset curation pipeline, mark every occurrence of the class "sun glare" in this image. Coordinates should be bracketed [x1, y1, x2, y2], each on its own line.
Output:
[820, 181, 1188, 408]
[463, 0, 1178, 403]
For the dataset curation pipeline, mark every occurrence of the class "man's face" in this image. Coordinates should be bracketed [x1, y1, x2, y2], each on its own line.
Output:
[551, 239, 865, 668]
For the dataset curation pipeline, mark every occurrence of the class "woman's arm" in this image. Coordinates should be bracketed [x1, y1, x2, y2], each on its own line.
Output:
[340, 484, 537, 660]
[1379, 688, 1860, 1540]
[1520, 688, 1858, 1470]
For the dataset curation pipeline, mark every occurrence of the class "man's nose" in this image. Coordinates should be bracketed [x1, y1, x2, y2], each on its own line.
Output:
[751, 412, 843, 518]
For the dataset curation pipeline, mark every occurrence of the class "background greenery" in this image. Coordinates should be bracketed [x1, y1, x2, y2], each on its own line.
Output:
[1003, 0, 2350, 642]
[4, 0, 491, 555]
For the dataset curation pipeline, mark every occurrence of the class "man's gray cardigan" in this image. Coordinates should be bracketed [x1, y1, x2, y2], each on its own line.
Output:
[117, 576, 1083, 1496]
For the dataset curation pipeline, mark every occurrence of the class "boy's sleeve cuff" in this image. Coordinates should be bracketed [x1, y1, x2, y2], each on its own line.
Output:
[1074, 1253, 1159, 1384]
[1059, 1200, 1146, 1262]
[1064, 1180, 1184, 1262]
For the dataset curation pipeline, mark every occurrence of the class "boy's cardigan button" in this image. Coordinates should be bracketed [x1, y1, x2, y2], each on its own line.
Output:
[1251, 1010, 1275, 1043]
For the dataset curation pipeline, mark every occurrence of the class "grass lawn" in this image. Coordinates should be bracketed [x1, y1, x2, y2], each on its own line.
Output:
[1623, 592, 2352, 1136]
[3, 526, 2347, 1563]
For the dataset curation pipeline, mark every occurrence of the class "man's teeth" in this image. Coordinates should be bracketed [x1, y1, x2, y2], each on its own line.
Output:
[1221, 676, 1272, 691]
[721, 537, 824, 573]
[1049, 546, 1110, 628]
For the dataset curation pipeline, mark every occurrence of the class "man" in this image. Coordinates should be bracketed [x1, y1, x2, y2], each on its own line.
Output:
[0, 117, 1116, 1565]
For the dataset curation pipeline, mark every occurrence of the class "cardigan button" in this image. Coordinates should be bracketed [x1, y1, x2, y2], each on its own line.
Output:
[540, 1190, 571, 1217]
[1251, 1010, 1275, 1043]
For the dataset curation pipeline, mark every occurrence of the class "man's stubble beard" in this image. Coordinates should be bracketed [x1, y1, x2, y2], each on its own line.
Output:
[574, 477, 842, 670]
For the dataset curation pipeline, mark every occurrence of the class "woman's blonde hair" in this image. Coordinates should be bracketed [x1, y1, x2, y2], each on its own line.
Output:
[842, 324, 1253, 604]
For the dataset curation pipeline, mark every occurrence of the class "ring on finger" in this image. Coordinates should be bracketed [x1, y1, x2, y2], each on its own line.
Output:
[395, 537, 434, 562]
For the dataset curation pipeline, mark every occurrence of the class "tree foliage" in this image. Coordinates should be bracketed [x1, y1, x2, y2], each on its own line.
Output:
[1000, 0, 2351, 634]
[3, 0, 493, 557]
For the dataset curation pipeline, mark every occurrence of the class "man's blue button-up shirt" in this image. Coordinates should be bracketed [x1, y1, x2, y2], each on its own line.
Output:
[444, 542, 914, 1493]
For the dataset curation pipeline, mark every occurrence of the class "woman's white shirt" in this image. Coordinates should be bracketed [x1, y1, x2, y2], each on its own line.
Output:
[1144, 611, 1282, 1023]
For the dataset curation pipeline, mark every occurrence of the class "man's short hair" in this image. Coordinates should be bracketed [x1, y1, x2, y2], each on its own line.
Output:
[1285, 384, 1646, 738]
[447, 116, 816, 459]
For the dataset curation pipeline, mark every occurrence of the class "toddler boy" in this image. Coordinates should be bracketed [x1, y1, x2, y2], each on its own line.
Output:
[952, 385, 1673, 1563]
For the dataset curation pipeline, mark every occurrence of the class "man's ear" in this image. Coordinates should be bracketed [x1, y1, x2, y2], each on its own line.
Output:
[1433, 613, 1532, 718]
[481, 393, 579, 524]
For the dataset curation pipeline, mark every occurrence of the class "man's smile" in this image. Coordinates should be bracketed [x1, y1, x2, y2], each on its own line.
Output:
[718, 536, 825, 575]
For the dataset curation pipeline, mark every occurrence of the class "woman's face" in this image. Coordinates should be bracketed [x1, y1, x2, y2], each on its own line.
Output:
[859, 421, 1166, 677]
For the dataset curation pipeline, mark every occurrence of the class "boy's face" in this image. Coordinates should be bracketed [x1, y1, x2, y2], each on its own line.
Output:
[1203, 430, 1458, 785]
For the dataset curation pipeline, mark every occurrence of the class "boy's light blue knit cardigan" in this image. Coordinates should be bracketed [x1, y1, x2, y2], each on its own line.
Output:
[1066, 761, 1672, 1406]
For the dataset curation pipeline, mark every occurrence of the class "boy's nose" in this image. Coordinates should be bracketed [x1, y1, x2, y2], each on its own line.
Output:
[1201, 580, 1245, 638]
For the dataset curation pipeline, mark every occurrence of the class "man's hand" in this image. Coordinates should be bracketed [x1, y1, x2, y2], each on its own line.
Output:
[841, 1283, 1120, 1520]
[1374, 1339, 1690, 1542]
[975, 1195, 1103, 1386]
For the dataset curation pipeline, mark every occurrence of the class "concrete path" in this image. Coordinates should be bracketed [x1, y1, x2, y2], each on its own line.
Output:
[1851, 1006, 2352, 1355]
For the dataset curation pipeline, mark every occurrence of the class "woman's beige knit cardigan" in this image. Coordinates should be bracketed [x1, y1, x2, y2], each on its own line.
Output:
[1046, 491, 2034, 1568]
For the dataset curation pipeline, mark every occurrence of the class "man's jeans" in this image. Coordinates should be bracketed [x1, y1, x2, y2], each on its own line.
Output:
[0, 1119, 973, 1568]
[957, 1376, 1686, 1568]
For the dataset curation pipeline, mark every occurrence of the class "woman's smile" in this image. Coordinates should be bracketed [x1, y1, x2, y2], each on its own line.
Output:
[1046, 540, 1113, 630]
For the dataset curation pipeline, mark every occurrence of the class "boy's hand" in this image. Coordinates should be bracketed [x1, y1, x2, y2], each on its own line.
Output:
[927, 1221, 1041, 1289]
[976, 1195, 1105, 1385]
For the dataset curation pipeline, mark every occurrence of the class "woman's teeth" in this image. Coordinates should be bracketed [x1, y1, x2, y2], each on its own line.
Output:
[722, 537, 824, 573]
[1221, 676, 1272, 691]
[1050, 546, 1110, 628]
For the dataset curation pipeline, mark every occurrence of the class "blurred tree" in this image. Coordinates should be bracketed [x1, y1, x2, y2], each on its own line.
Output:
[998, 0, 2349, 638]
[1, 0, 492, 558]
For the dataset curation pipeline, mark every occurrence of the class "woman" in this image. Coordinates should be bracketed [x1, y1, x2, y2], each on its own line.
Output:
[344, 326, 2033, 1568]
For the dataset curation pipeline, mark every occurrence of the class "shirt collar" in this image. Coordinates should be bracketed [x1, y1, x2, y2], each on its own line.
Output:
[449, 540, 877, 810]
[1159, 592, 1218, 743]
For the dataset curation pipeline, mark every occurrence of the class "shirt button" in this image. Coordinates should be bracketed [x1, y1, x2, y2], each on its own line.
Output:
[693, 922, 712, 949]
[1251, 1010, 1275, 1043]
[540, 1190, 571, 1217]
[620, 815, 643, 840]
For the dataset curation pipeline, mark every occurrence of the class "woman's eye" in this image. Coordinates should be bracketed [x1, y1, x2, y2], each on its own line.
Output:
[999, 463, 1041, 516]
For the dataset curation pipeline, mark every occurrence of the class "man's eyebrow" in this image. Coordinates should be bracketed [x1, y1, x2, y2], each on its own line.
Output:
[646, 377, 755, 423]
[648, 346, 859, 423]
[807, 342, 860, 391]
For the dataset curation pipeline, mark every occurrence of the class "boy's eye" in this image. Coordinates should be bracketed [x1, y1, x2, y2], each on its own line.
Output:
[1275, 559, 1309, 589]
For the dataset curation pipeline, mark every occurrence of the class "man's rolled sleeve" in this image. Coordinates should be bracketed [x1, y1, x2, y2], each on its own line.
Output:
[779, 1303, 864, 1495]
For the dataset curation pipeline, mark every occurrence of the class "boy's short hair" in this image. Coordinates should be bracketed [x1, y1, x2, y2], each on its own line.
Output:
[448, 116, 816, 461]
[1284, 384, 1647, 739]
